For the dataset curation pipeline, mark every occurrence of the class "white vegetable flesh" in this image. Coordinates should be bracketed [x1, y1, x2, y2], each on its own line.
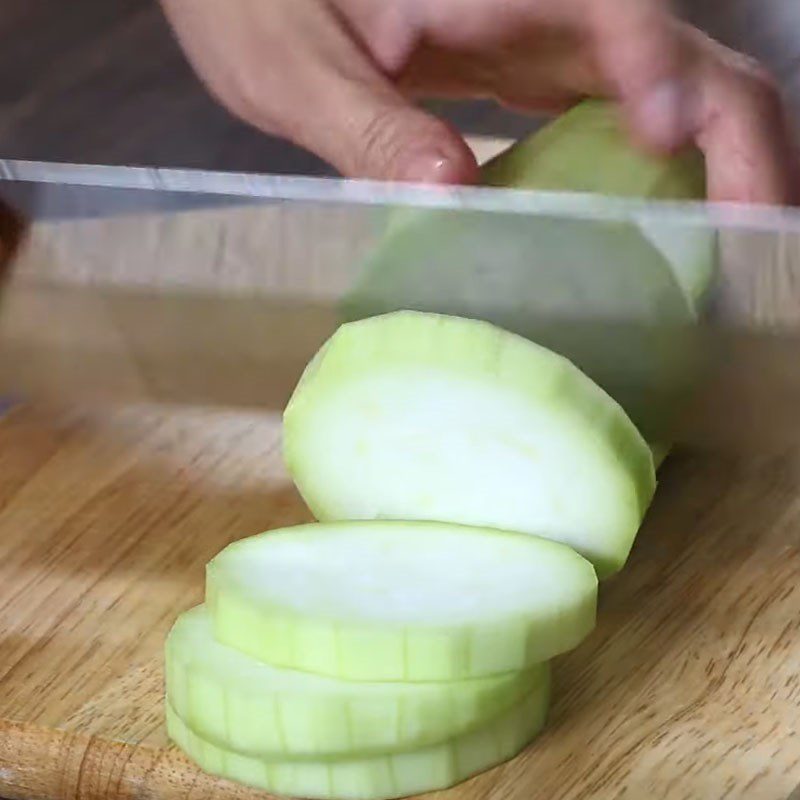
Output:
[284, 311, 655, 577]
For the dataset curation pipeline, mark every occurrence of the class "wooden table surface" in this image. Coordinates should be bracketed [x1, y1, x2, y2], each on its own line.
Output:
[3, 390, 800, 799]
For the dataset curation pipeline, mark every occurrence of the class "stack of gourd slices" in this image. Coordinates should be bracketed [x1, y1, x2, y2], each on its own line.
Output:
[164, 312, 647, 800]
[164, 100, 712, 800]
[166, 520, 595, 800]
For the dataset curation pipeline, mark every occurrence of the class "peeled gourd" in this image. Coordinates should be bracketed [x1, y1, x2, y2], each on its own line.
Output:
[166, 605, 545, 758]
[479, 100, 714, 314]
[166, 672, 550, 800]
[166, 101, 712, 799]
[283, 311, 655, 578]
[206, 519, 597, 681]
[340, 99, 716, 452]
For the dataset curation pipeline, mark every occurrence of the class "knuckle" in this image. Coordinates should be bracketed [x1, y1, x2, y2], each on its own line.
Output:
[355, 105, 408, 177]
[352, 104, 465, 181]
[355, 105, 455, 179]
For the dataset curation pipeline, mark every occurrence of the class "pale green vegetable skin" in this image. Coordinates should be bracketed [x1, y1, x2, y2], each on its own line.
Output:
[166, 605, 546, 757]
[283, 311, 655, 579]
[166, 672, 550, 800]
[207, 519, 598, 681]
[479, 100, 713, 312]
[340, 99, 716, 459]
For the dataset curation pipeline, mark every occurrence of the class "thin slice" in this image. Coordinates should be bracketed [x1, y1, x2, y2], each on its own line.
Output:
[283, 311, 654, 578]
[166, 605, 545, 757]
[207, 520, 597, 681]
[166, 675, 550, 800]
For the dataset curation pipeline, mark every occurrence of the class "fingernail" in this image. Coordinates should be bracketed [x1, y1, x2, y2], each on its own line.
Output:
[397, 150, 477, 185]
[633, 80, 692, 151]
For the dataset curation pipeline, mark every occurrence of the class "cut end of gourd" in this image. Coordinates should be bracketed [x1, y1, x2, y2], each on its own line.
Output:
[206, 518, 598, 681]
[480, 99, 715, 315]
[284, 311, 655, 578]
[480, 98, 706, 201]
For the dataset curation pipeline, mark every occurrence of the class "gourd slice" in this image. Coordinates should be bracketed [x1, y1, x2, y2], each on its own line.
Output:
[207, 519, 597, 681]
[283, 311, 655, 578]
[166, 605, 545, 757]
[166, 675, 550, 800]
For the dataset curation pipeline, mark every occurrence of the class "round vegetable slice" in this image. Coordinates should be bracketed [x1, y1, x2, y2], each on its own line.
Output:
[166, 605, 545, 757]
[283, 311, 655, 578]
[206, 520, 597, 681]
[166, 674, 550, 800]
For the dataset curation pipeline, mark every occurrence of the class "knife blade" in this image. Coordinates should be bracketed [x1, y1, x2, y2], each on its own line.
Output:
[2, 159, 800, 454]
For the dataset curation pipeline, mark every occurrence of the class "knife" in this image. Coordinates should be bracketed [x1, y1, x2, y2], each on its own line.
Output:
[1, 158, 800, 454]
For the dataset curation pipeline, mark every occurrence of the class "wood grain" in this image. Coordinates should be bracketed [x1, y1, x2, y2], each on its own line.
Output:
[3, 396, 800, 799]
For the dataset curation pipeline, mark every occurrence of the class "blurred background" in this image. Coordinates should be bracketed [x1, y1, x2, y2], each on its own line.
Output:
[1, 0, 798, 176]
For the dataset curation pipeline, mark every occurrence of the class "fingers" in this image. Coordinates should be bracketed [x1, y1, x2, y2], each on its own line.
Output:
[408, 0, 694, 152]
[162, 0, 798, 201]
[583, 3, 799, 205]
[690, 33, 800, 205]
[584, 0, 691, 153]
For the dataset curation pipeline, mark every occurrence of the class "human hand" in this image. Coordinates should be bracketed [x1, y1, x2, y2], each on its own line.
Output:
[160, 0, 798, 204]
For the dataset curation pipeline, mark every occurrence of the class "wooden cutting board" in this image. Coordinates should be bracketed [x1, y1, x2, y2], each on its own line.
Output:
[3, 190, 800, 800]
[2, 398, 800, 800]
